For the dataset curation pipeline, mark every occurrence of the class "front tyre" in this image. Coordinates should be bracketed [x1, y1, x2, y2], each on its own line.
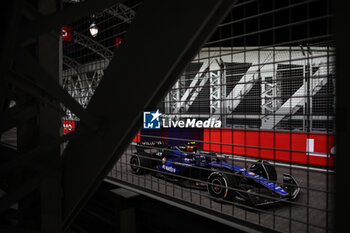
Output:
[207, 172, 236, 200]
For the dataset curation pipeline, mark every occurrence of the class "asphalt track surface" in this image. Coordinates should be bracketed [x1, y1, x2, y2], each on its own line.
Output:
[108, 146, 335, 233]
[0, 131, 335, 232]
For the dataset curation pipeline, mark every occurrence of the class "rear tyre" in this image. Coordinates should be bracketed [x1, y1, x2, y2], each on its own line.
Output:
[207, 171, 236, 200]
[130, 155, 149, 175]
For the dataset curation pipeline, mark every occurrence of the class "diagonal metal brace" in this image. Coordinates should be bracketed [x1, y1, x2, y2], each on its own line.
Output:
[62, 0, 235, 230]
[15, 49, 100, 132]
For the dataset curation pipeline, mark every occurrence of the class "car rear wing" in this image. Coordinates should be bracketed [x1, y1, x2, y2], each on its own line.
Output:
[135, 141, 168, 153]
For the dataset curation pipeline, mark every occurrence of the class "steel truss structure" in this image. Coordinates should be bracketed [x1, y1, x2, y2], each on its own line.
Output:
[68, 46, 335, 131]
[163, 46, 335, 131]
[63, 59, 109, 120]
[104, 2, 136, 23]
[61, 1, 135, 120]
[0, 0, 235, 232]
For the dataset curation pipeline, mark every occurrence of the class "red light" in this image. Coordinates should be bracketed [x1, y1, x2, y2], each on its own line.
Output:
[62, 26, 72, 42]
[63, 120, 75, 133]
[116, 38, 122, 48]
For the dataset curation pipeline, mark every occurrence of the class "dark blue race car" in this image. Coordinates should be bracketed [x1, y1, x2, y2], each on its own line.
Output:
[130, 141, 300, 206]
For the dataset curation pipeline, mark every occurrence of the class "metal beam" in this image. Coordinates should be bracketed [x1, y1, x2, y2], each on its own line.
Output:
[0, 131, 77, 175]
[0, 103, 38, 134]
[0, 0, 23, 119]
[164, 113, 334, 121]
[5, 71, 65, 117]
[0, 175, 41, 215]
[0, 143, 17, 161]
[167, 81, 180, 114]
[19, 0, 122, 44]
[64, 70, 104, 110]
[63, 59, 109, 75]
[209, 59, 225, 120]
[61, 0, 235, 230]
[208, 50, 275, 120]
[63, 63, 105, 120]
[104, 3, 136, 24]
[261, 60, 335, 129]
[15, 49, 100, 131]
[224, 64, 275, 115]
[72, 31, 113, 60]
[64, 0, 136, 23]
[63, 55, 81, 71]
[172, 59, 212, 114]
[261, 64, 280, 115]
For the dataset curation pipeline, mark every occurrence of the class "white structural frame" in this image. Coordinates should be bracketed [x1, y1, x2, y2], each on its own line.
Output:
[63, 47, 335, 130]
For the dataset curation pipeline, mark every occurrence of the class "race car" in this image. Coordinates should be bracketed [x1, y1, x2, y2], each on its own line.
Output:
[129, 141, 300, 206]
